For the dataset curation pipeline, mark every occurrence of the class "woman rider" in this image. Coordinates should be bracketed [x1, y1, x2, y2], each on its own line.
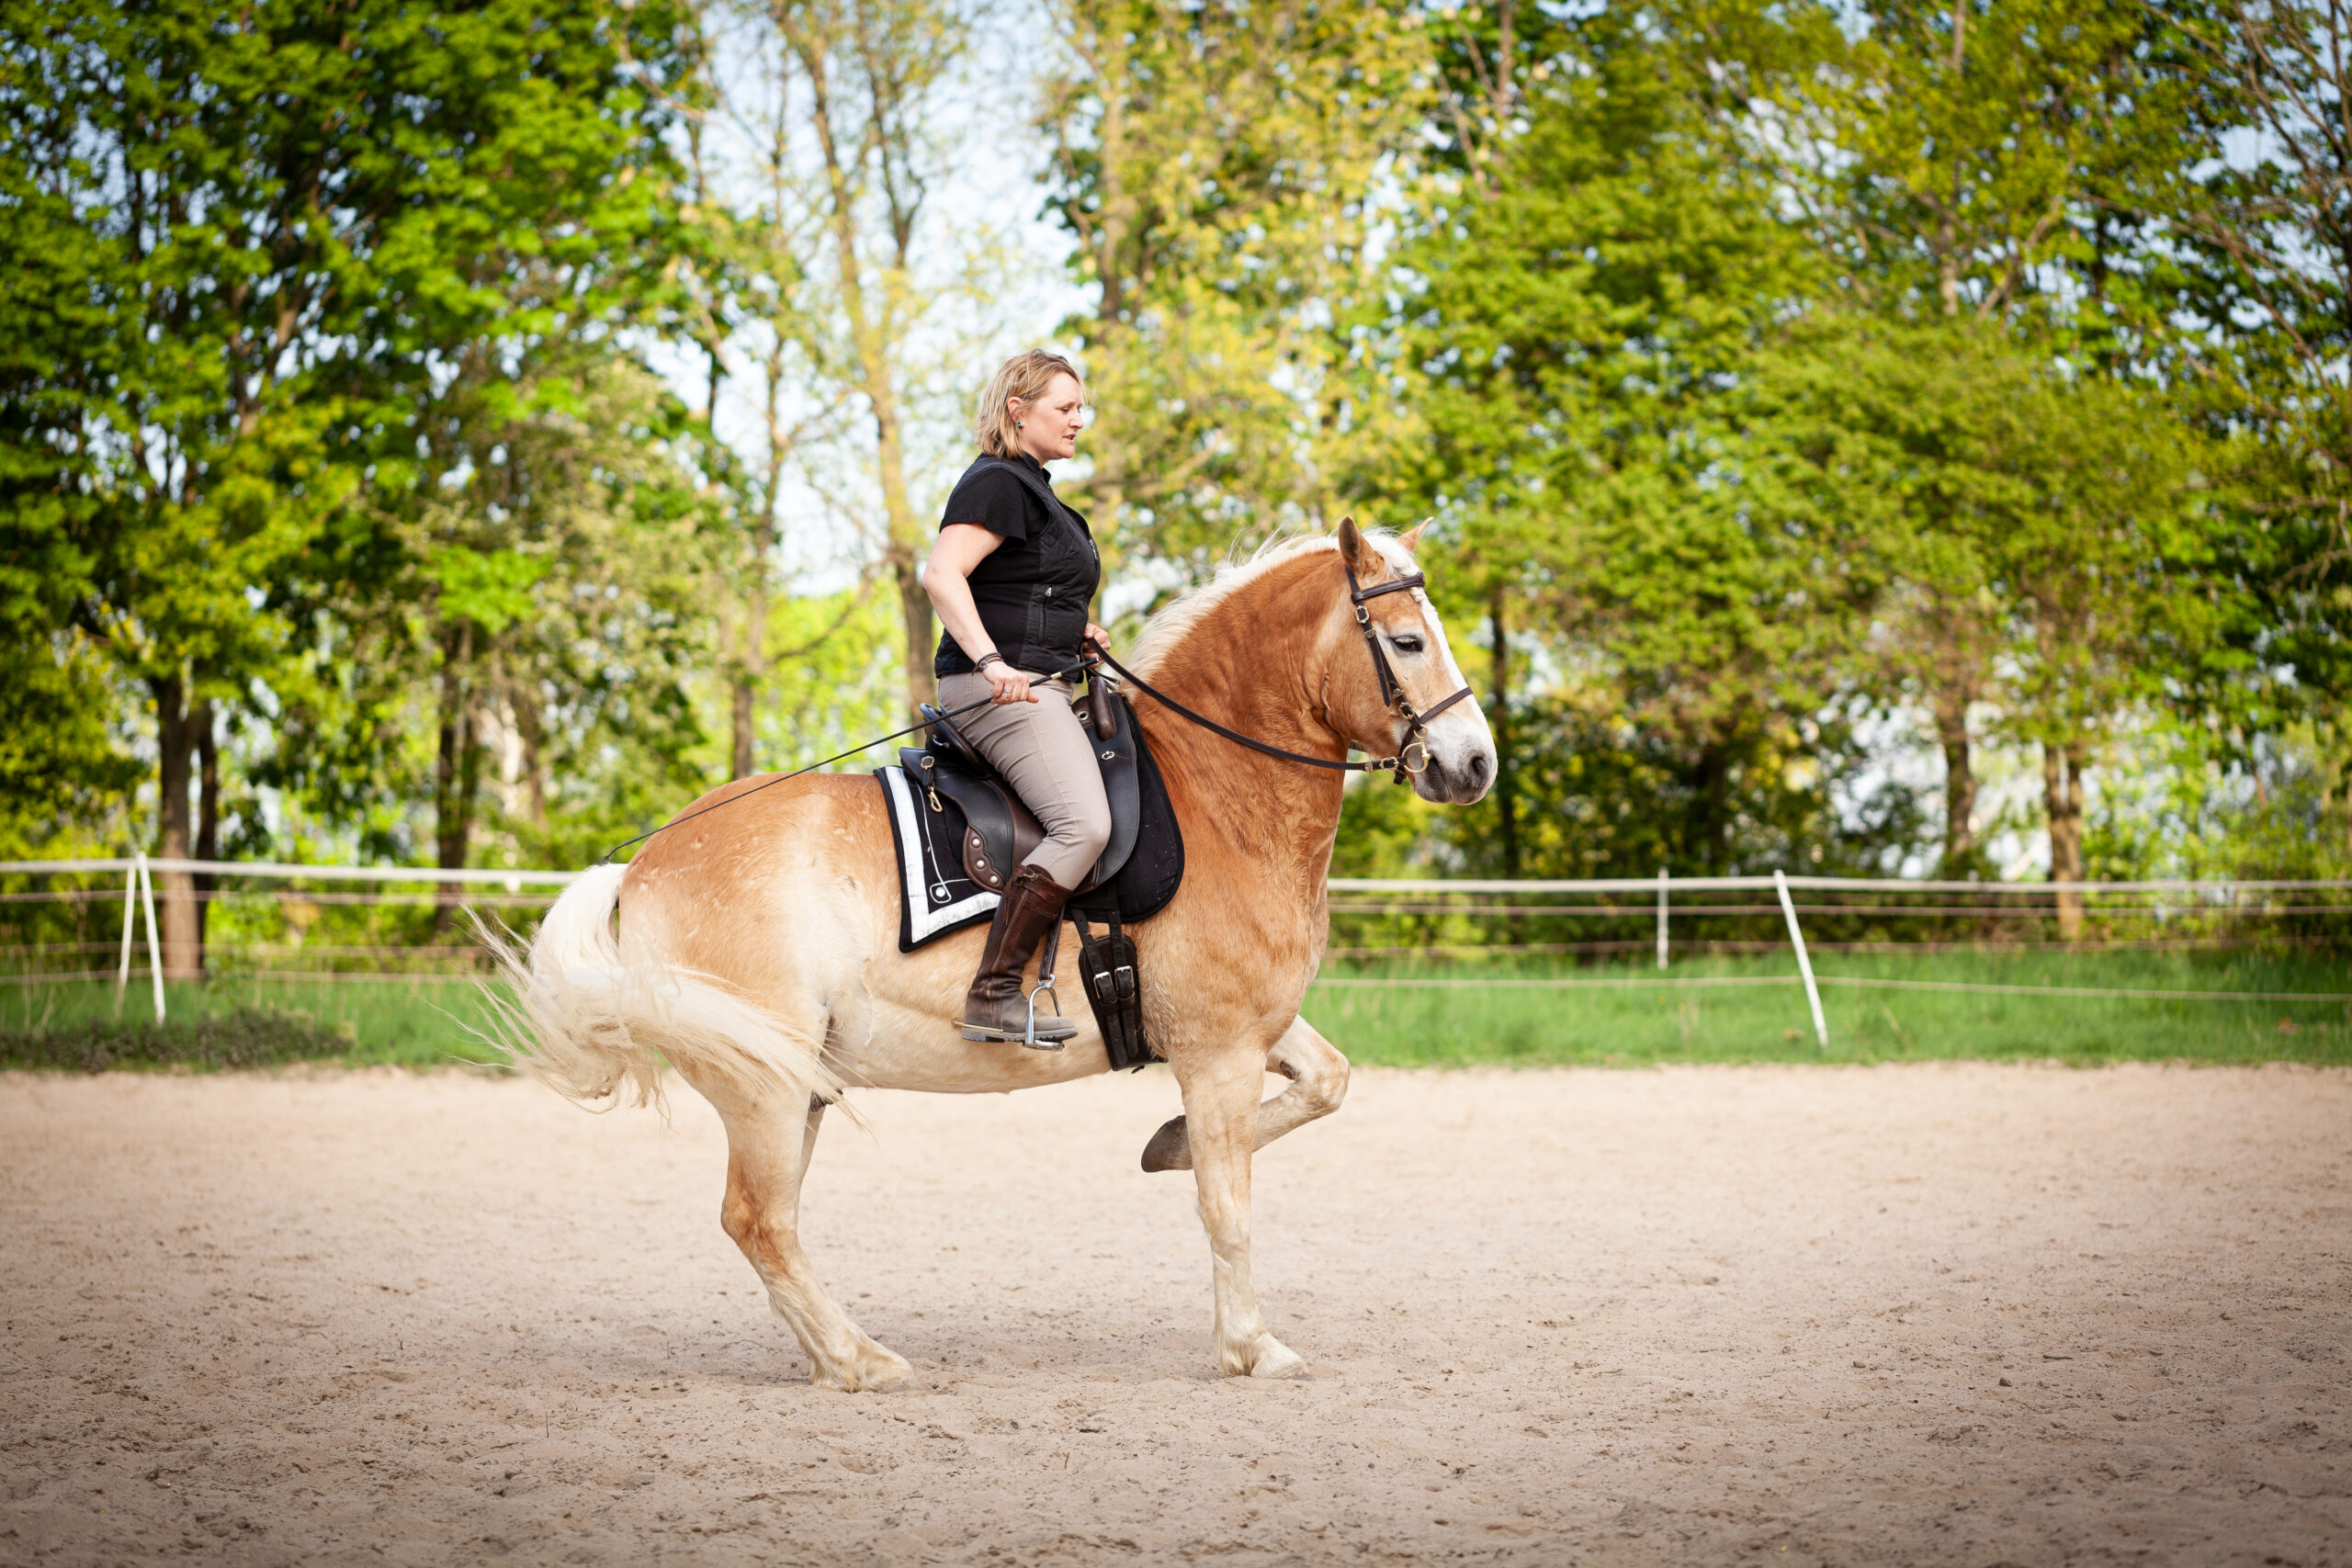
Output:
[921, 351, 1110, 1047]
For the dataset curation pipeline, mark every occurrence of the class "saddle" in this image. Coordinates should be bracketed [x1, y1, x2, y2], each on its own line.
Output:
[876, 673, 1182, 1069]
[899, 676, 1143, 897]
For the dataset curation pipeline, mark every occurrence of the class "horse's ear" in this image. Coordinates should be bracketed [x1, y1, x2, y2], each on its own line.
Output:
[1336, 514, 1377, 574]
[1397, 519, 1430, 554]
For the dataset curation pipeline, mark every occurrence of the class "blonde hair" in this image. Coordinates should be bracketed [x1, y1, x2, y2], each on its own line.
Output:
[974, 350, 1083, 457]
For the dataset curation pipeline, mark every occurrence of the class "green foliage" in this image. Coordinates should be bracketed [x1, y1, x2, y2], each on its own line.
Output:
[1330, 774, 1449, 878]
[0, 0, 705, 890]
[0, 1006, 356, 1072]
[0, 637, 140, 860]
[1, 0, 2349, 969]
[1044, 0, 1431, 568]
[754, 584, 910, 774]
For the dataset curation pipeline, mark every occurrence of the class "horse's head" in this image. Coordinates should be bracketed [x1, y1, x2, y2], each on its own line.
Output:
[1327, 517, 1498, 807]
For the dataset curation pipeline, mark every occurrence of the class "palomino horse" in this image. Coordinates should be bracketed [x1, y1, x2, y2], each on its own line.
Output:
[492, 520, 1496, 1389]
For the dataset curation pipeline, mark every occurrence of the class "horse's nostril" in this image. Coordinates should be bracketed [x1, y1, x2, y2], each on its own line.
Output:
[1468, 753, 1490, 784]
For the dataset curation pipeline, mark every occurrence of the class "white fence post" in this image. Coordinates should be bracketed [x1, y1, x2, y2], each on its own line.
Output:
[1774, 869, 1826, 1049]
[138, 853, 165, 1021]
[1656, 867, 1669, 969]
[116, 862, 138, 1016]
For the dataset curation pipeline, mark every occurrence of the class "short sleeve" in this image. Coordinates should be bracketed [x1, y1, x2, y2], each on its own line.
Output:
[939, 468, 1032, 541]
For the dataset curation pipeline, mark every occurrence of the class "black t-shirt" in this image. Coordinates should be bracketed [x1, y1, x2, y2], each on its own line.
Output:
[933, 454, 1102, 678]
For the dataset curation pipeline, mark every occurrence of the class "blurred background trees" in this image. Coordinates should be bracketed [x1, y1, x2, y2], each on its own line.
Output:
[3, 0, 2346, 967]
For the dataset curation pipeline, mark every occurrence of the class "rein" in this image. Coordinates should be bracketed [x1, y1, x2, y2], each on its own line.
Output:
[592, 660, 1096, 865]
[1098, 559, 1475, 781]
[594, 557, 1474, 865]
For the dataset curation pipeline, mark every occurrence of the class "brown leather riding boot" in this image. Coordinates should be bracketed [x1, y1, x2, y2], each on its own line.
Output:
[962, 864, 1079, 1047]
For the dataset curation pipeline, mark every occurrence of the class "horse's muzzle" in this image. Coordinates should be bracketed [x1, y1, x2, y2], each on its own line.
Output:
[1416, 743, 1497, 806]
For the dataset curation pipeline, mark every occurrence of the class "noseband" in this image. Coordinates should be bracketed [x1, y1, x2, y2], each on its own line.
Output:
[1096, 558, 1477, 780]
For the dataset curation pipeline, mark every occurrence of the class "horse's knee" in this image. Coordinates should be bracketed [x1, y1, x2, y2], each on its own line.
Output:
[1275, 1034, 1349, 1116]
[1301, 1050, 1350, 1115]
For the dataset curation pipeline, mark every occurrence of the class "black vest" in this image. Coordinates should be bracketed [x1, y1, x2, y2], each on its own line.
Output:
[933, 455, 1101, 678]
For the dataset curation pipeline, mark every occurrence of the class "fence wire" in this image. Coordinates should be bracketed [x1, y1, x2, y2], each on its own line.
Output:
[0, 861, 2346, 1010]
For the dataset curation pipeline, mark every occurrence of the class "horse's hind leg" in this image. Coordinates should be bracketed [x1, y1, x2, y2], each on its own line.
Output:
[702, 1082, 910, 1392]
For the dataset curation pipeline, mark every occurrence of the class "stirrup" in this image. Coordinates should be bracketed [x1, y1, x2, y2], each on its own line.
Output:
[1022, 978, 1068, 1052]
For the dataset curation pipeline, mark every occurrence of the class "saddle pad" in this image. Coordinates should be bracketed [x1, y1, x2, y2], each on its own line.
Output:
[875, 702, 1187, 953]
[1069, 704, 1184, 925]
[876, 765, 1001, 951]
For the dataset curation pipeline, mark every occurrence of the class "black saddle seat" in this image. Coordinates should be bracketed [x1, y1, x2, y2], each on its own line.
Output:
[902, 680, 1143, 897]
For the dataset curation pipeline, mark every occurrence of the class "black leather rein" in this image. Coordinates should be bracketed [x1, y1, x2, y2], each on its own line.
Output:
[1097, 560, 1476, 780]
[594, 558, 1474, 864]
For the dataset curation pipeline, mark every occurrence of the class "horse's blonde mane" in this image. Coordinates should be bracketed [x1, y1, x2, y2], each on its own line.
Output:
[1127, 530, 1410, 678]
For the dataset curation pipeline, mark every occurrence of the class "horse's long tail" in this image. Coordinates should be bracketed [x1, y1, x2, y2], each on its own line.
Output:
[476, 863, 841, 1115]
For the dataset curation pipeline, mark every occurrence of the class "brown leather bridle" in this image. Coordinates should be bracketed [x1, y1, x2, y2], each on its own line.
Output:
[1095, 557, 1477, 782]
[1343, 559, 1477, 777]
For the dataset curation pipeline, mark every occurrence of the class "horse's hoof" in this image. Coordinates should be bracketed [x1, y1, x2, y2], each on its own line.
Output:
[1241, 1344, 1317, 1382]
[1140, 1113, 1191, 1172]
[810, 1344, 912, 1393]
[1227, 1335, 1306, 1380]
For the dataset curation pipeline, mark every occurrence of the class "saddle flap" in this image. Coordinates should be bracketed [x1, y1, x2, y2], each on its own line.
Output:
[910, 745, 1044, 893]
[1073, 689, 1143, 888]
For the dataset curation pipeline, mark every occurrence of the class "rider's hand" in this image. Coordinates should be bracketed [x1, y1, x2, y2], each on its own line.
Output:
[984, 660, 1038, 703]
[1085, 623, 1111, 656]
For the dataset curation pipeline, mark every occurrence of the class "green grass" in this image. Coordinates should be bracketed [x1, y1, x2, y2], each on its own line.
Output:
[1304, 949, 2352, 1066]
[2, 949, 2346, 1071]
[0, 976, 510, 1070]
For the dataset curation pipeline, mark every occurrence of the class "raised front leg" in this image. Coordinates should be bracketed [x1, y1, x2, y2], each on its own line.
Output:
[709, 1089, 910, 1393]
[1143, 1016, 1350, 1173]
[1177, 1050, 1307, 1380]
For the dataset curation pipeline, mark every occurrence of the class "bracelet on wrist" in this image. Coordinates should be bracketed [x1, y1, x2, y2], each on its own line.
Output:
[974, 651, 1005, 671]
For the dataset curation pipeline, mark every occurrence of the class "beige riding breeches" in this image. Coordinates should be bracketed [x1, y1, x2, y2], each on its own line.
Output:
[935, 673, 1113, 889]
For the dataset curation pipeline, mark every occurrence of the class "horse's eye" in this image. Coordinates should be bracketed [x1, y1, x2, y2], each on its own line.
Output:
[1392, 636, 1425, 655]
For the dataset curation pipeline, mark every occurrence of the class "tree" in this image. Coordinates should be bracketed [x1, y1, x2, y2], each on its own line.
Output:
[2152, 0, 2352, 850]
[688, 0, 972, 724]
[0, 0, 691, 963]
[673, 4, 876, 774]
[1744, 322, 2229, 914]
[1737, 0, 2231, 891]
[1041, 0, 1430, 569]
[1379, 2, 1879, 874]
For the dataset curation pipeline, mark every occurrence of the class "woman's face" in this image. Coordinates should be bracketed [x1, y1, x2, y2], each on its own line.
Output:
[1011, 373, 1085, 463]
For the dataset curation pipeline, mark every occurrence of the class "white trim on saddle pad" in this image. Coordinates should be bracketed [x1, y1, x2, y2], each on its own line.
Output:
[879, 765, 1000, 948]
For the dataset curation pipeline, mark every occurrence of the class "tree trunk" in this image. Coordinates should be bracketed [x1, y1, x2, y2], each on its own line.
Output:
[1487, 588, 1518, 877]
[1690, 741, 1730, 877]
[1933, 685, 1977, 874]
[149, 674, 203, 979]
[514, 695, 548, 830]
[731, 674, 758, 780]
[195, 700, 219, 956]
[893, 556, 933, 722]
[731, 513, 775, 779]
[434, 627, 479, 935]
[808, 72, 928, 720]
[2043, 740, 2086, 942]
